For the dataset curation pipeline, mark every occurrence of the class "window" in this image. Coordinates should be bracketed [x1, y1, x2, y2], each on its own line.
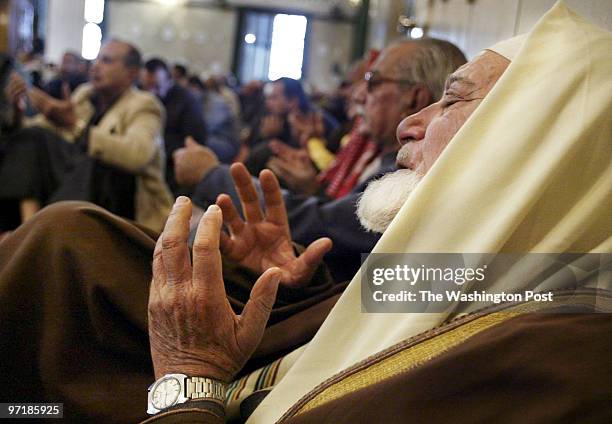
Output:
[82, 0, 105, 60]
[267, 14, 307, 80]
[235, 10, 308, 83]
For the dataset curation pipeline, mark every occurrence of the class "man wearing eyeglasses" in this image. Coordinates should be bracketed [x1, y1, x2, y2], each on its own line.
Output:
[177, 39, 466, 282]
[0, 37, 466, 422]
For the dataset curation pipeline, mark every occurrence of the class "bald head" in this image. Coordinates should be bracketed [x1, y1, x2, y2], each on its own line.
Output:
[90, 39, 142, 96]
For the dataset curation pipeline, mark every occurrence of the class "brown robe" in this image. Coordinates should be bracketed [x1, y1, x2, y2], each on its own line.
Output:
[146, 292, 612, 423]
[0, 201, 345, 423]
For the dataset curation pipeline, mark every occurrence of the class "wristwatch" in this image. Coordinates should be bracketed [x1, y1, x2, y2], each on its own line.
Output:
[147, 373, 226, 415]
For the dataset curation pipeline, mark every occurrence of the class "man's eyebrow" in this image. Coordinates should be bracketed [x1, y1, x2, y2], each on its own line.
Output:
[445, 74, 476, 90]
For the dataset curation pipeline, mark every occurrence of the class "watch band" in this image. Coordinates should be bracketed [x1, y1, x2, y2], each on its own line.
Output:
[186, 377, 226, 403]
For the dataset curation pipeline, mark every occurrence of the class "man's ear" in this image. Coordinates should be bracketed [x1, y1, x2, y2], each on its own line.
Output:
[128, 67, 141, 84]
[401, 84, 433, 116]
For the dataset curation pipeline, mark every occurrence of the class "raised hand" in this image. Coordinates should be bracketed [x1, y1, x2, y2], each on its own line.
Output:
[216, 163, 331, 288]
[288, 110, 324, 146]
[267, 140, 319, 195]
[174, 136, 219, 187]
[259, 114, 284, 139]
[28, 86, 76, 128]
[148, 197, 282, 383]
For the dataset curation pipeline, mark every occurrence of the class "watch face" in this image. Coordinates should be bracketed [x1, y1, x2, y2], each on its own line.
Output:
[151, 376, 182, 410]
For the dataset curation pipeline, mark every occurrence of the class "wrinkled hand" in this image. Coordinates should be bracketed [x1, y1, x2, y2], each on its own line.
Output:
[174, 136, 219, 186]
[259, 114, 284, 139]
[216, 163, 331, 288]
[148, 197, 282, 383]
[267, 141, 319, 195]
[28, 87, 76, 128]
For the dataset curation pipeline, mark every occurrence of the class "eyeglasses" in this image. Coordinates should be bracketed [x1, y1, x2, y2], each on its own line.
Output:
[364, 71, 414, 93]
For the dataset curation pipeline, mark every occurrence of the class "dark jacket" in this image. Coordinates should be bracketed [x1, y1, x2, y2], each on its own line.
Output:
[160, 83, 208, 194]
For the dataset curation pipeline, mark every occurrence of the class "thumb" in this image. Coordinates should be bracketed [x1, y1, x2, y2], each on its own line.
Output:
[61, 82, 71, 100]
[240, 267, 282, 328]
[290, 238, 333, 287]
[185, 136, 198, 148]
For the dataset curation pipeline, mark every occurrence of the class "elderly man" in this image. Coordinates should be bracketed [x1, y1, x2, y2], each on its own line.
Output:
[0, 40, 172, 231]
[142, 46, 511, 422]
[146, 4, 611, 423]
[0, 4, 610, 422]
[140, 57, 207, 195]
[175, 38, 466, 281]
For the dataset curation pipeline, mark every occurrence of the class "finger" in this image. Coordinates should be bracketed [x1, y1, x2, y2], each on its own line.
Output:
[172, 148, 185, 161]
[230, 163, 264, 222]
[292, 238, 333, 284]
[8, 73, 26, 92]
[269, 140, 291, 160]
[216, 194, 245, 235]
[28, 89, 48, 113]
[259, 169, 289, 228]
[268, 140, 282, 155]
[239, 267, 282, 335]
[7, 85, 24, 101]
[185, 136, 198, 148]
[161, 196, 193, 285]
[270, 157, 294, 173]
[268, 157, 298, 178]
[192, 204, 225, 304]
[266, 159, 290, 181]
[296, 149, 311, 162]
[7, 76, 26, 98]
[219, 230, 234, 256]
[152, 232, 166, 284]
[149, 235, 167, 316]
[61, 82, 71, 100]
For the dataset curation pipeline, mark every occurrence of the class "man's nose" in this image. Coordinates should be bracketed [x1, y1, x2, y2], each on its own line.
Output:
[396, 112, 427, 145]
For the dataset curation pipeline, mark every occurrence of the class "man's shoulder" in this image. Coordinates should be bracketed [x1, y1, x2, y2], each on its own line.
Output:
[167, 84, 199, 105]
[125, 87, 162, 106]
[72, 83, 95, 102]
[120, 87, 164, 115]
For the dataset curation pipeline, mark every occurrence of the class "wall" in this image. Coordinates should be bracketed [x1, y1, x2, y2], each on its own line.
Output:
[106, 1, 236, 76]
[105, 0, 354, 92]
[413, 0, 612, 59]
[45, 0, 85, 63]
[367, 0, 405, 49]
[306, 19, 353, 92]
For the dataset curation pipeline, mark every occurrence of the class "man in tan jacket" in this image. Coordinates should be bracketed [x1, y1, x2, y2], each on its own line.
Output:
[1, 39, 172, 231]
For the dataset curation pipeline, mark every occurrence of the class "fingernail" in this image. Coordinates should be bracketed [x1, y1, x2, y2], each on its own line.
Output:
[207, 204, 220, 213]
[175, 196, 189, 205]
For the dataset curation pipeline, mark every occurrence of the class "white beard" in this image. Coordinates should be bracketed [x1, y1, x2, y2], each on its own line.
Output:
[357, 169, 423, 234]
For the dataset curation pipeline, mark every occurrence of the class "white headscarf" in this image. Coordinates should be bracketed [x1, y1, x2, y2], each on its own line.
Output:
[250, 2, 612, 422]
